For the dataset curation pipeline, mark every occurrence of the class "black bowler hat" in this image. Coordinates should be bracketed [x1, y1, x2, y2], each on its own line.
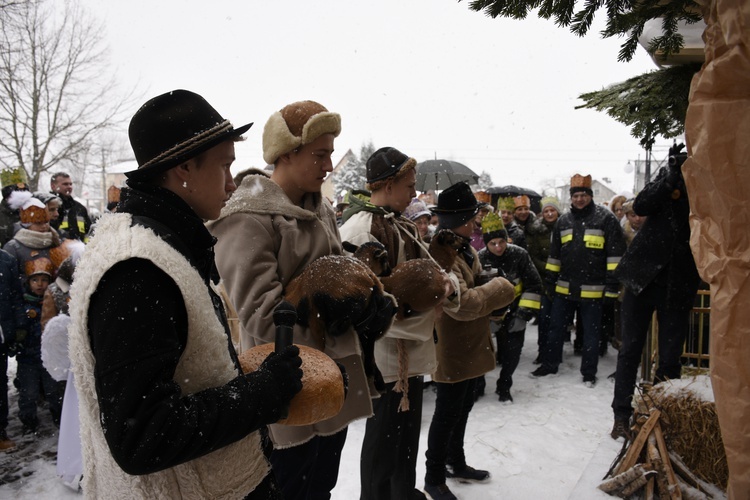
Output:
[126, 90, 252, 180]
[432, 182, 480, 229]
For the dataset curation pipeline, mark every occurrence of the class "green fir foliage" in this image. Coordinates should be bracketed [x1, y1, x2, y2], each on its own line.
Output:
[575, 63, 700, 149]
[465, 0, 702, 62]
[463, 0, 704, 147]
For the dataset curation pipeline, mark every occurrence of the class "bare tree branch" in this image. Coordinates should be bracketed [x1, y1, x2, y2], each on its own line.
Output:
[0, 0, 133, 190]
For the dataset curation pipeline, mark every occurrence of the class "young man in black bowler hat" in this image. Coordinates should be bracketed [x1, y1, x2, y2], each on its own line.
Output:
[68, 89, 303, 499]
[340, 146, 458, 500]
[422, 182, 515, 500]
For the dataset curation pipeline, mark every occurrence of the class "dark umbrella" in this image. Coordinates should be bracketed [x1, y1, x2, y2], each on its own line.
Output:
[487, 185, 542, 198]
[415, 159, 479, 192]
[487, 185, 544, 213]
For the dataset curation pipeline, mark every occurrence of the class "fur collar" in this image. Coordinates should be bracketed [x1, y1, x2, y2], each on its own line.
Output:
[218, 168, 327, 222]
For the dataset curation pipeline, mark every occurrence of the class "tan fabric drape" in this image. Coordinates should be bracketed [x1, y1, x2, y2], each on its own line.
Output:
[683, 0, 750, 496]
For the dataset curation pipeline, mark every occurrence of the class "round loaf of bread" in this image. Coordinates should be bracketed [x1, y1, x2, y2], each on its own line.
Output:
[238, 343, 346, 426]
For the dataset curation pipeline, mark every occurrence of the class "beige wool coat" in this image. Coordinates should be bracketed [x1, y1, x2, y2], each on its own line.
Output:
[208, 169, 373, 448]
[433, 246, 516, 383]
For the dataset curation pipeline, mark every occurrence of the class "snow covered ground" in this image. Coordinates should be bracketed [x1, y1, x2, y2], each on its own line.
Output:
[0, 325, 723, 499]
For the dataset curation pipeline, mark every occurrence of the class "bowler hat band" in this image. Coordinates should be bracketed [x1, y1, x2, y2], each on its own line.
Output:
[139, 120, 233, 170]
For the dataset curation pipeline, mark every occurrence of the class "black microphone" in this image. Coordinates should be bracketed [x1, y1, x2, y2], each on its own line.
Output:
[273, 300, 297, 353]
[273, 301, 297, 420]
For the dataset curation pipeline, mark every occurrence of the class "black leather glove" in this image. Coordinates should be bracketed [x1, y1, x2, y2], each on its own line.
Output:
[254, 345, 303, 422]
[354, 291, 396, 342]
[490, 304, 509, 318]
[666, 143, 687, 188]
[516, 307, 535, 322]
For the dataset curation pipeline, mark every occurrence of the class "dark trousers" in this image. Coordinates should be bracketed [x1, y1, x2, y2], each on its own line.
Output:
[424, 378, 477, 486]
[537, 294, 553, 356]
[244, 472, 283, 500]
[543, 296, 603, 378]
[15, 361, 62, 428]
[601, 299, 616, 352]
[497, 328, 525, 393]
[611, 286, 690, 420]
[0, 354, 7, 430]
[360, 377, 424, 500]
[270, 427, 348, 500]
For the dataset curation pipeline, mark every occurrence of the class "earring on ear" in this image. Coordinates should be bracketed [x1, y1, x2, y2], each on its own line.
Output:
[182, 181, 188, 189]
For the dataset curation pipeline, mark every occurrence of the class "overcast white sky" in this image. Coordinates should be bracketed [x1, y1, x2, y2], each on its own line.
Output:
[82, 0, 672, 194]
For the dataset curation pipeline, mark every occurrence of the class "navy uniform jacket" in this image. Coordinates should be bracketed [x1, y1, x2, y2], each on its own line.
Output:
[545, 202, 625, 300]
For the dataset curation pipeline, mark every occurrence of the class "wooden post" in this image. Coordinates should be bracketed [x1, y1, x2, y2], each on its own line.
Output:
[654, 423, 683, 500]
[615, 409, 661, 475]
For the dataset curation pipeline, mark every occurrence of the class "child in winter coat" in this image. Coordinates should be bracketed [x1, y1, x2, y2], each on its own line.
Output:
[14, 257, 62, 434]
[3, 191, 65, 285]
[478, 212, 543, 403]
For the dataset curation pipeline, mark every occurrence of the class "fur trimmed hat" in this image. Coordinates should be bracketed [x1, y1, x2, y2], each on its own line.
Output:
[8, 190, 49, 224]
[365, 147, 417, 190]
[1, 181, 29, 201]
[570, 174, 593, 196]
[481, 211, 508, 244]
[262, 100, 341, 165]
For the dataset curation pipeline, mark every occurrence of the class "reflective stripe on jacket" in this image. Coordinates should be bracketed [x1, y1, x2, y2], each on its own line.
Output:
[545, 202, 625, 300]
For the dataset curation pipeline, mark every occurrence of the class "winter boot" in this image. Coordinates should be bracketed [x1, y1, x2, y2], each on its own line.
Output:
[0, 429, 15, 451]
[496, 387, 513, 403]
[530, 365, 558, 377]
[610, 418, 631, 441]
[424, 483, 457, 500]
[446, 464, 491, 483]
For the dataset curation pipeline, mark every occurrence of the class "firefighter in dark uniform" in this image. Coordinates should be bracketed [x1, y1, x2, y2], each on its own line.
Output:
[50, 172, 92, 242]
[532, 174, 626, 386]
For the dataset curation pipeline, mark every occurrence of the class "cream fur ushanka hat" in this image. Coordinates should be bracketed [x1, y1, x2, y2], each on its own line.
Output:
[262, 100, 341, 165]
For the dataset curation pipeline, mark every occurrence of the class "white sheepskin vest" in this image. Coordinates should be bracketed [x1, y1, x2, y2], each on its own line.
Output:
[68, 214, 269, 499]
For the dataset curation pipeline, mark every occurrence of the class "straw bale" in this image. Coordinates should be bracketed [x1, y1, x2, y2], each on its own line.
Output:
[641, 380, 727, 490]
